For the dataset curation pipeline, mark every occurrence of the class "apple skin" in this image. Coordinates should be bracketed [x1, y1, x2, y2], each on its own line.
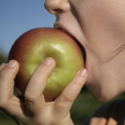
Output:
[8, 28, 84, 102]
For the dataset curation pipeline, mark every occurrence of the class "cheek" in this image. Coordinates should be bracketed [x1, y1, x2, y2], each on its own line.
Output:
[74, 0, 125, 61]
[71, 0, 125, 100]
[77, 0, 125, 39]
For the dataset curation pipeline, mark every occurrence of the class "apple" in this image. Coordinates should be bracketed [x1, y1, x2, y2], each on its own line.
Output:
[8, 28, 84, 101]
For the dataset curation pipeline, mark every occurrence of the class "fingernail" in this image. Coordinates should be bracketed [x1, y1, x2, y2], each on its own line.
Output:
[43, 57, 53, 66]
[7, 60, 17, 67]
[78, 69, 87, 76]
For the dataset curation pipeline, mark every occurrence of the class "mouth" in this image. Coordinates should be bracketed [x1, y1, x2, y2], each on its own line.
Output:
[54, 26, 86, 64]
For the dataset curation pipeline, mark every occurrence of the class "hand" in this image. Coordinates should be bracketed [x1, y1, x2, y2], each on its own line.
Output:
[0, 57, 88, 125]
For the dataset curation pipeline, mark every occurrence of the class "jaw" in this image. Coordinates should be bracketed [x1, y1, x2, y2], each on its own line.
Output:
[54, 20, 125, 101]
[47, 0, 125, 101]
[85, 48, 125, 101]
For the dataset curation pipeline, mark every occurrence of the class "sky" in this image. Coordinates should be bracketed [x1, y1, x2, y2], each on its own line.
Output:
[0, 0, 56, 55]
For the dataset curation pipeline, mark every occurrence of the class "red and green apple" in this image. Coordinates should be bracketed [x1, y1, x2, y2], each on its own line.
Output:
[8, 28, 84, 101]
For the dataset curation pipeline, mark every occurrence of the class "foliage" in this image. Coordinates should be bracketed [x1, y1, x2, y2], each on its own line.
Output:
[0, 51, 124, 125]
[0, 51, 7, 64]
[0, 90, 125, 125]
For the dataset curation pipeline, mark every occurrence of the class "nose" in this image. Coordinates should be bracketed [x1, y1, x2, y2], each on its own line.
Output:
[44, 0, 70, 15]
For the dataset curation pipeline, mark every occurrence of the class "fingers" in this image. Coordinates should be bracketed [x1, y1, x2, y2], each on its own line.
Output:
[24, 57, 56, 114]
[0, 60, 19, 109]
[54, 68, 88, 117]
[0, 61, 27, 118]
[0, 59, 88, 125]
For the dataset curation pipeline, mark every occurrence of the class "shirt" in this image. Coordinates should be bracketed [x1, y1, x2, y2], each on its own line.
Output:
[81, 99, 125, 125]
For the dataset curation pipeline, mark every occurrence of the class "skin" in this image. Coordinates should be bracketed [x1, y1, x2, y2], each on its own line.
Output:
[0, 0, 125, 125]
[45, 0, 125, 101]
[0, 59, 87, 125]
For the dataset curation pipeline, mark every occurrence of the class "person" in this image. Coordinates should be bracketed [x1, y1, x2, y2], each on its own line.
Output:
[0, 0, 125, 124]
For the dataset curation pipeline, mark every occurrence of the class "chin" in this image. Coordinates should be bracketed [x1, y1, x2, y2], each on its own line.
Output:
[86, 83, 121, 102]
[91, 92, 116, 102]
[92, 93, 115, 102]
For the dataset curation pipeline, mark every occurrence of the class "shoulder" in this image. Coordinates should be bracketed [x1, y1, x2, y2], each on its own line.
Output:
[82, 99, 125, 125]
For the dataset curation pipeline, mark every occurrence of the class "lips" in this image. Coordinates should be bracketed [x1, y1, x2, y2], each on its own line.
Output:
[54, 24, 86, 65]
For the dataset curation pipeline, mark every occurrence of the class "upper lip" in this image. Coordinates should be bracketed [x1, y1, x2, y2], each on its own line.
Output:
[54, 23, 86, 64]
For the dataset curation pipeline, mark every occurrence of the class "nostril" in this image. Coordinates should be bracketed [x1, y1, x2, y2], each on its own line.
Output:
[52, 9, 63, 14]
[44, 0, 70, 15]
[44, 4, 63, 15]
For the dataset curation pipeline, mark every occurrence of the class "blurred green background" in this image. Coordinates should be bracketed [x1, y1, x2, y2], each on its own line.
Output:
[0, 52, 125, 125]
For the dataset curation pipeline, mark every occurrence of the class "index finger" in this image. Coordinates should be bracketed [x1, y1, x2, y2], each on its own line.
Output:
[54, 68, 88, 117]
[24, 57, 55, 114]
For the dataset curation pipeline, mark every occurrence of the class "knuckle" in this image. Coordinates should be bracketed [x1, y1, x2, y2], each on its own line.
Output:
[40, 63, 49, 71]
[34, 65, 52, 79]
[61, 92, 73, 103]
[35, 65, 49, 76]
[24, 91, 38, 103]
[72, 80, 82, 89]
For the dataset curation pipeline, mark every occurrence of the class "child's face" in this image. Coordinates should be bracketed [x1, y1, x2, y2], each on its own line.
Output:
[45, 0, 125, 101]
